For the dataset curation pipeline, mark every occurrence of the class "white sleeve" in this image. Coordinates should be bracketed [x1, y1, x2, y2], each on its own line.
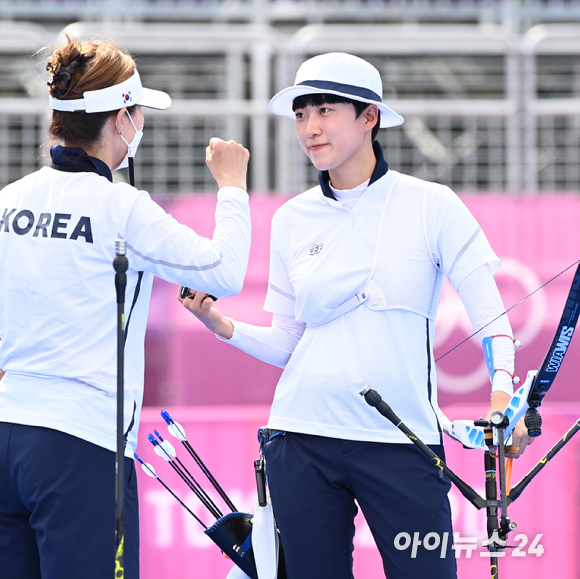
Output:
[263, 210, 297, 316]
[122, 187, 251, 298]
[429, 186, 500, 290]
[216, 312, 305, 368]
[457, 263, 516, 396]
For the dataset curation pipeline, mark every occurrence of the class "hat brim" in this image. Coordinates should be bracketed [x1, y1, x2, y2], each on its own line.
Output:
[138, 87, 172, 110]
[269, 84, 404, 129]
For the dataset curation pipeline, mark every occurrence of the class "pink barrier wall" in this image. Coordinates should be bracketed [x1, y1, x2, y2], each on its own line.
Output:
[138, 193, 580, 578]
[144, 194, 580, 408]
[137, 404, 580, 579]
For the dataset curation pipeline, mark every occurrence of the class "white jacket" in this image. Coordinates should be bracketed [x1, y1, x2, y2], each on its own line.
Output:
[0, 159, 250, 456]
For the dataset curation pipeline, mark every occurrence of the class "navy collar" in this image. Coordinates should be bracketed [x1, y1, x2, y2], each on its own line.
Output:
[318, 140, 389, 200]
[50, 145, 113, 183]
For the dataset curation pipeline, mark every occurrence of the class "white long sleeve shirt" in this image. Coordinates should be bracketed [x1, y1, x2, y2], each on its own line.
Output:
[0, 155, 250, 456]
[224, 265, 513, 388]
[220, 153, 513, 445]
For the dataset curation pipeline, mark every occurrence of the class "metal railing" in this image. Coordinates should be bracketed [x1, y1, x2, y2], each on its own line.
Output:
[0, 22, 51, 185]
[2, 0, 580, 31]
[522, 24, 580, 192]
[1, 21, 579, 194]
[274, 24, 523, 193]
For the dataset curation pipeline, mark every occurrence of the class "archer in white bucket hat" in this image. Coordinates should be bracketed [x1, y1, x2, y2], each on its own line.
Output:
[269, 52, 404, 128]
[178, 49, 523, 579]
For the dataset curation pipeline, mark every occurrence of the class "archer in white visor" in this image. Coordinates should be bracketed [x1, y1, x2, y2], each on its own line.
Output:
[47, 38, 171, 178]
[0, 34, 251, 579]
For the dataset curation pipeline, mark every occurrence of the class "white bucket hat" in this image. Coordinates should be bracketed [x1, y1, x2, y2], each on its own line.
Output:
[50, 70, 171, 113]
[269, 52, 403, 129]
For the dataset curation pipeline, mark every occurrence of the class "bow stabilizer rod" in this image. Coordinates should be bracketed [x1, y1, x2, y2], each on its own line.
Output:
[360, 386, 487, 510]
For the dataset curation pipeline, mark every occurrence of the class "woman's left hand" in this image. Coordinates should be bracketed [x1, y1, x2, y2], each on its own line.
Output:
[486, 391, 533, 459]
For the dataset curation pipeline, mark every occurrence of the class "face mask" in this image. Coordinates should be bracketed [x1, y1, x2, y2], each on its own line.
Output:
[115, 110, 143, 170]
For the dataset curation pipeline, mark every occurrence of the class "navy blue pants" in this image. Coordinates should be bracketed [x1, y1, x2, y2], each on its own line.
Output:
[0, 422, 139, 579]
[264, 432, 456, 579]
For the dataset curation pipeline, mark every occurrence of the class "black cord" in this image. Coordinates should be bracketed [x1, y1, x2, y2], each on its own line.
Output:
[436, 259, 580, 362]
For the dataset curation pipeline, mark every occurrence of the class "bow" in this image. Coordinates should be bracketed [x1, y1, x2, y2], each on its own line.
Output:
[362, 262, 580, 578]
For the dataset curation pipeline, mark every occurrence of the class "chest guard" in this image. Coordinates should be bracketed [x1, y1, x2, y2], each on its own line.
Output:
[364, 172, 443, 320]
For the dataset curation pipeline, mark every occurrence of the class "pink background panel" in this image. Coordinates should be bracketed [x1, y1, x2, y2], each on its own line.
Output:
[137, 193, 580, 578]
[143, 194, 580, 408]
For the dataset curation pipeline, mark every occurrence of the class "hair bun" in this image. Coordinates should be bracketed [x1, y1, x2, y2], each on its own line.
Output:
[47, 54, 83, 97]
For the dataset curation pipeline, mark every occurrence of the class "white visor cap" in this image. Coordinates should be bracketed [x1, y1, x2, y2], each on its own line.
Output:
[49, 70, 171, 113]
[269, 52, 403, 129]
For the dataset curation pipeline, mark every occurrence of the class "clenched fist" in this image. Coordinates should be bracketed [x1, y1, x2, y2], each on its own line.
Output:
[206, 137, 250, 191]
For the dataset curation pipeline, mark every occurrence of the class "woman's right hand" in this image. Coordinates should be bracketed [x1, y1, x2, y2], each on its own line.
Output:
[177, 287, 234, 340]
[205, 137, 250, 191]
